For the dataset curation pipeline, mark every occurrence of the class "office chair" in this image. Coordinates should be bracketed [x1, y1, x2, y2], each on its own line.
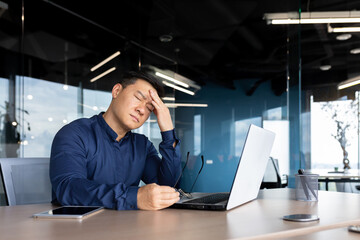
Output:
[0, 173, 5, 206]
[0, 158, 52, 206]
[260, 157, 288, 189]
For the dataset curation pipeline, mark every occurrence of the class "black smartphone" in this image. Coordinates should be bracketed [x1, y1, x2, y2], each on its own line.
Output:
[32, 206, 104, 219]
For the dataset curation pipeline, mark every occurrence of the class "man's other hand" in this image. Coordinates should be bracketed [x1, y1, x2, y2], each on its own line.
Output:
[137, 183, 180, 210]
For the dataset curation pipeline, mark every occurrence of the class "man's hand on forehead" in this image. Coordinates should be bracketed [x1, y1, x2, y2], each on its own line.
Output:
[149, 89, 173, 132]
[136, 90, 155, 111]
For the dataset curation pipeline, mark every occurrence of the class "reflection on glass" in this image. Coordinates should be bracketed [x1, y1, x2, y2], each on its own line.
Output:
[21, 77, 78, 157]
[83, 89, 111, 118]
[263, 120, 289, 176]
[0, 77, 12, 158]
[3, 76, 114, 157]
[194, 114, 201, 155]
[264, 107, 283, 120]
[235, 117, 261, 157]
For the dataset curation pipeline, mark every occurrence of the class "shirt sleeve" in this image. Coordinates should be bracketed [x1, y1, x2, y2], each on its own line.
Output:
[142, 129, 181, 186]
[50, 124, 138, 210]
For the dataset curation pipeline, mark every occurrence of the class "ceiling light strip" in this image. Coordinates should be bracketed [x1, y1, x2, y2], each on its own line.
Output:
[338, 77, 360, 90]
[91, 51, 120, 72]
[162, 81, 195, 96]
[265, 11, 360, 25]
[162, 97, 176, 101]
[271, 18, 360, 24]
[331, 27, 360, 33]
[156, 72, 189, 88]
[165, 103, 208, 108]
[146, 119, 157, 123]
[90, 67, 116, 83]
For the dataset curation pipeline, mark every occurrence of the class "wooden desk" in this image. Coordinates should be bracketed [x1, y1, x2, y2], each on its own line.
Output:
[283, 227, 360, 240]
[1, 189, 360, 240]
[311, 169, 360, 191]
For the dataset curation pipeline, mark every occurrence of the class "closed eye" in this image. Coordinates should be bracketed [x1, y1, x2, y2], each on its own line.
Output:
[147, 104, 155, 112]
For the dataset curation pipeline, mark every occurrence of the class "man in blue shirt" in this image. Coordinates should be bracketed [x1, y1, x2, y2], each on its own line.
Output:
[50, 71, 181, 210]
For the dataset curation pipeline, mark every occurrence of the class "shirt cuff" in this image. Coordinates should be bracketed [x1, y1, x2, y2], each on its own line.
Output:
[124, 186, 139, 210]
[161, 129, 178, 142]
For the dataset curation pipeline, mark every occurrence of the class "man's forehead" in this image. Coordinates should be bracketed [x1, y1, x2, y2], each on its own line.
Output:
[136, 90, 148, 99]
[131, 80, 155, 92]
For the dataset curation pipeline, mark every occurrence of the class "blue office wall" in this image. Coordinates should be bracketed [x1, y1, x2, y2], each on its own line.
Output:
[174, 79, 287, 192]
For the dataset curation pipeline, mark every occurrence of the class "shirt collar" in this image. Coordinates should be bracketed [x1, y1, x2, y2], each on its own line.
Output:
[97, 112, 131, 141]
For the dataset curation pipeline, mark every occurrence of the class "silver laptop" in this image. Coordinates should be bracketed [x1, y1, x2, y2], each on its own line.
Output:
[171, 124, 275, 211]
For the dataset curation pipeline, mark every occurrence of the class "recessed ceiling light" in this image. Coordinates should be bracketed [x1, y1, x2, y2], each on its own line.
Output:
[159, 34, 173, 42]
[336, 33, 352, 41]
[350, 48, 360, 54]
[320, 65, 332, 71]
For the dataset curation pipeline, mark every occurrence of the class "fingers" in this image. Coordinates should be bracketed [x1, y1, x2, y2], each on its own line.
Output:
[149, 90, 163, 111]
[159, 190, 180, 200]
[137, 184, 180, 210]
[149, 89, 161, 102]
[156, 189, 180, 208]
[156, 186, 180, 204]
[159, 185, 178, 193]
[159, 195, 180, 208]
[149, 90, 174, 132]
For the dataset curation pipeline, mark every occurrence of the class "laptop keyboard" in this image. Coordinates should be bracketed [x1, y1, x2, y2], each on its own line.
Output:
[184, 193, 230, 204]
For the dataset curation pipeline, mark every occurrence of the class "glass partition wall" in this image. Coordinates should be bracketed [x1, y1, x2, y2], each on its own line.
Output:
[1, 0, 359, 196]
[298, 2, 360, 192]
[0, 0, 177, 159]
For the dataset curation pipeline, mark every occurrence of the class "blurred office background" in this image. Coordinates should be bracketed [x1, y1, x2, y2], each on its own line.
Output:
[1, 0, 360, 197]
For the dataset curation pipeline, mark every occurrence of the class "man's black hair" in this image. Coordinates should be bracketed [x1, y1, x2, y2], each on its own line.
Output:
[120, 71, 165, 98]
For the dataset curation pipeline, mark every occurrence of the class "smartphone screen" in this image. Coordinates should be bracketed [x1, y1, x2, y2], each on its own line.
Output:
[51, 206, 102, 215]
[33, 206, 104, 219]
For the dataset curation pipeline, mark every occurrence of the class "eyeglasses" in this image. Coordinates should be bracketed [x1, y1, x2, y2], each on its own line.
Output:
[173, 152, 204, 199]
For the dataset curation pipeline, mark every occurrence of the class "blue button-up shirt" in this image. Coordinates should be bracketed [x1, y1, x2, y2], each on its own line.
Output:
[50, 113, 181, 210]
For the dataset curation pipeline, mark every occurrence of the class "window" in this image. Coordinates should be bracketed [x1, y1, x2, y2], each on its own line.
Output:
[194, 114, 201, 155]
[311, 95, 359, 170]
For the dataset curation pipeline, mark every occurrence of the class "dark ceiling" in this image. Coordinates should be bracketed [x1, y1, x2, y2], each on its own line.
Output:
[2, 0, 360, 97]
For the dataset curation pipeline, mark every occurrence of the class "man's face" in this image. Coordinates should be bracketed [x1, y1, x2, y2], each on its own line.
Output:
[111, 79, 156, 131]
